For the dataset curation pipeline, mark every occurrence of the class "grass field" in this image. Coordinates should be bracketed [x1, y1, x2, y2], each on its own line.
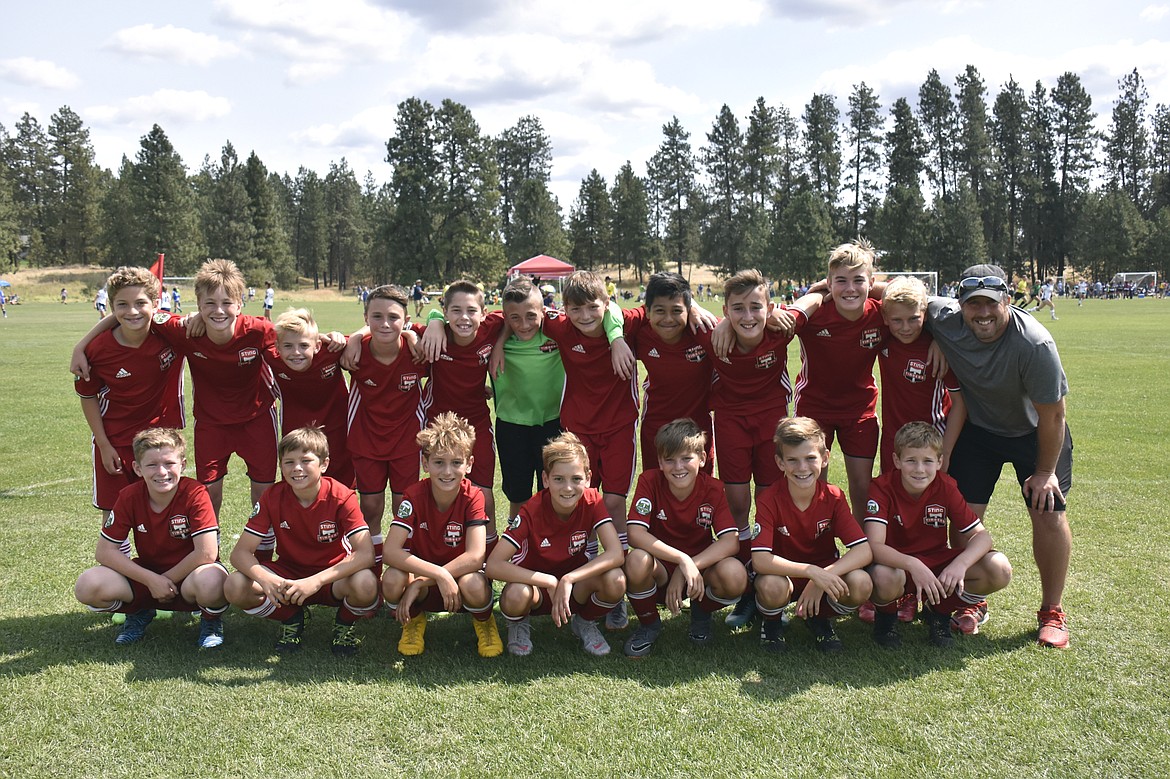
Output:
[1, 293, 1168, 778]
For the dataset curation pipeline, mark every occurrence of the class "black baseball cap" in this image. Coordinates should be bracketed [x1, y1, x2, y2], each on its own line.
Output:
[958, 264, 1009, 303]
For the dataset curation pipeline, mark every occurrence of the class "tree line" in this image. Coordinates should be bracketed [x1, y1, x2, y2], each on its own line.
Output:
[2, 66, 1168, 288]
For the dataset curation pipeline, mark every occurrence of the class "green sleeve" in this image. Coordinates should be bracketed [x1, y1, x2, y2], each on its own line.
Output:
[604, 299, 625, 343]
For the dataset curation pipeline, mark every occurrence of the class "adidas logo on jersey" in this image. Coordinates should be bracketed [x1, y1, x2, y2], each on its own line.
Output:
[280, 521, 290, 529]
[364, 379, 377, 386]
[278, 373, 291, 380]
[656, 510, 668, 521]
[572, 344, 586, 353]
[192, 351, 207, 359]
[647, 348, 660, 358]
[420, 522, 429, 530]
[815, 329, 831, 337]
[137, 524, 147, 533]
[540, 538, 551, 547]
[115, 368, 132, 379]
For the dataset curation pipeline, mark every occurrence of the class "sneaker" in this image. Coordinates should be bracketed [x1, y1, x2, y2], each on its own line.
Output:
[570, 614, 611, 656]
[872, 609, 902, 648]
[924, 609, 955, 648]
[115, 609, 156, 645]
[1037, 606, 1070, 649]
[808, 617, 844, 654]
[198, 615, 225, 649]
[472, 616, 504, 658]
[858, 601, 875, 623]
[332, 615, 360, 657]
[275, 608, 308, 653]
[760, 618, 787, 652]
[688, 608, 713, 646]
[605, 599, 629, 631]
[506, 617, 533, 656]
[397, 613, 427, 656]
[725, 596, 757, 629]
[623, 618, 664, 658]
[897, 595, 918, 623]
[951, 601, 990, 635]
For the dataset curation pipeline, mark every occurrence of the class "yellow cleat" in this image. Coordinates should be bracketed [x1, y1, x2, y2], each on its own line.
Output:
[397, 613, 427, 656]
[473, 615, 504, 658]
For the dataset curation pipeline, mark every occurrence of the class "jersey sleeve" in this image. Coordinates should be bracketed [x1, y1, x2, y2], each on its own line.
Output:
[589, 492, 614, 533]
[626, 472, 655, 530]
[337, 487, 369, 538]
[100, 493, 134, 546]
[751, 492, 778, 554]
[709, 484, 738, 539]
[243, 492, 276, 539]
[862, 481, 891, 527]
[501, 503, 533, 550]
[944, 476, 982, 535]
[834, 495, 868, 549]
[390, 491, 420, 538]
[185, 482, 219, 538]
[463, 484, 489, 526]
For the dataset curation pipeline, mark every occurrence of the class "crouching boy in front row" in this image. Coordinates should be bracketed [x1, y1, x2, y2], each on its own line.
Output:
[486, 432, 626, 657]
[751, 417, 873, 653]
[75, 428, 228, 648]
[864, 422, 1012, 648]
[226, 427, 379, 656]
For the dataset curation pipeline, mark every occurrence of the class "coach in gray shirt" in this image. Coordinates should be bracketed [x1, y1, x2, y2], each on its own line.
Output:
[927, 263, 1073, 649]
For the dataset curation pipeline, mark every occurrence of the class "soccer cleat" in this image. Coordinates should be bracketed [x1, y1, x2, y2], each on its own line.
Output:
[951, 601, 990, 635]
[198, 615, 225, 649]
[570, 614, 611, 656]
[623, 618, 664, 658]
[872, 609, 902, 648]
[808, 617, 844, 654]
[858, 601, 876, 624]
[1037, 607, 1070, 649]
[397, 613, 427, 656]
[605, 599, 629, 631]
[725, 596, 757, 629]
[275, 608, 308, 653]
[688, 608, 714, 646]
[331, 614, 360, 657]
[506, 617, 533, 657]
[115, 609, 156, 645]
[472, 616, 504, 658]
[760, 618, 787, 652]
[897, 595, 918, 623]
[924, 609, 955, 648]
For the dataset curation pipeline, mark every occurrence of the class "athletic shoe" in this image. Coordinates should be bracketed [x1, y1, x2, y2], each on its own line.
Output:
[1037, 606, 1070, 649]
[897, 596, 918, 623]
[725, 596, 757, 629]
[760, 618, 787, 652]
[1051, 316, 1059, 321]
[397, 613, 427, 656]
[872, 609, 902, 649]
[858, 601, 875, 623]
[115, 609, 156, 645]
[275, 608, 308, 653]
[688, 608, 713, 646]
[472, 616, 504, 658]
[605, 599, 629, 631]
[623, 618, 664, 658]
[924, 609, 955, 648]
[198, 615, 225, 649]
[808, 617, 844, 654]
[951, 601, 990, 635]
[570, 614, 611, 656]
[506, 617, 533, 657]
[331, 616, 360, 657]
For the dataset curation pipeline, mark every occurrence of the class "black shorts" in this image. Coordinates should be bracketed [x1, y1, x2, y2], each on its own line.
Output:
[949, 422, 1073, 510]
[496, 418, 562, 504]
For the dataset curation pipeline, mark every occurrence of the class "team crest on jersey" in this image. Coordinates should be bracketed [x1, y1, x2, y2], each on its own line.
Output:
[860, 329, 881, 349]
[508, 514, 522, 530]
[569, 530, 588, 555]
[397, 500, 413, 519]
[444, 521, 463, 547]
[321, 363, 337, 380]
[477, 344, 493, 366]
[539, 340, 559, 353]
[755, 351, 777, 370]
[168, 514, 190, 539]
[236, 347, 258, 366]
[635, 497, 652, 516]
[924, 504, 947, 528]
[399, 373, 419, 392]
[815, 518, 831, 538]
[153, 312, 170, 325]
[866, 499, 880, 516]
[903, 359, 927, 384]
[696, 503, 714, 529]
[317, 519, 338, 543]
[685, 345, 707, 363]
[158, 348, 176, 372]
[250, 502, 261, 518]
[104, 512, 116, 528]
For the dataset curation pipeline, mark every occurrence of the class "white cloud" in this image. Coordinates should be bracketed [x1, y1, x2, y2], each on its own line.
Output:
[0, 57, 80, 90]
[86, 90, 232, 126]
[295, 105, 398, 149]
[1140, 4, 1170, 21]
[105, 24, 240, 66]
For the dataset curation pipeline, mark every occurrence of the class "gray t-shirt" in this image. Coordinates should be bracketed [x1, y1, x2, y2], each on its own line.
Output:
[926, 298, 1068, 437]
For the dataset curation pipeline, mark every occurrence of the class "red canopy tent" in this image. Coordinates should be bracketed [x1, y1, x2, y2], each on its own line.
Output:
[508, 254, 574, 279]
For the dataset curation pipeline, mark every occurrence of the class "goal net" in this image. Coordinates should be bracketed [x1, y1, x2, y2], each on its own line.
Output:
[876, 271, 939, 295]
[1109, 271, 1157, 291]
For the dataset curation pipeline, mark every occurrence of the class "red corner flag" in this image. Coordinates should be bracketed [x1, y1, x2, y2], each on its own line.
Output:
[149, 253, 165, 286]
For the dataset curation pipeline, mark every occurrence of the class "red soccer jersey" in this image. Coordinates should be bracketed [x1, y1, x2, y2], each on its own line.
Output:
[346, 334, 427, 460]
[266, 346, 349, 435]
[863, 470, 980, 559]
[624, 308, 714, 432]
[794, 298, 884, 422]
[752, 480, 867, 566]
[695, 325, 792, 416]
[244, 476, 368, 574]
[877, 332, 956, 440]
[541, 309, 639, 434]
[152, 313, 277, 425]
[390, 477, 488, 566]
[76, 329, 185, 447]
[423, 312, 506, 422]
[101, 477, 218, 572]
[627, 470, 737, 558]
[501, 488, 612, 578]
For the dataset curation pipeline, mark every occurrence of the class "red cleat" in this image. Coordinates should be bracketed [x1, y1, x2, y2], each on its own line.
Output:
[1037, 607, 1070, 648]
[951, 601, 989, 635]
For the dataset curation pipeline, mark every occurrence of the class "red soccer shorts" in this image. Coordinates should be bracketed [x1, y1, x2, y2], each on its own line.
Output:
[714, 408, 785, 486]
[92, 441, 138, 511]
[354, 451, 420, 496]
[812, 415, 879, 460]
[195, 409, 279, 484]
[573, 425, 636, 496]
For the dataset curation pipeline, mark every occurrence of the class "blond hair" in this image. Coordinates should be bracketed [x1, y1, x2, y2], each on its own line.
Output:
[195, 258, 246, 302]
[773, 416, 827, 457]
[655, 418, 707, 461]
[827, 239, 876, 278]
[273, 308, 319, 339]
[106, 266, 160, 302]
[278, 426, 330, 461]
[893, 421, 943, 456]
[417, 411, 476, 460]
[542, 431, 590, 474]
[132, 427, 186, 463]
[882, 275, 928, 311]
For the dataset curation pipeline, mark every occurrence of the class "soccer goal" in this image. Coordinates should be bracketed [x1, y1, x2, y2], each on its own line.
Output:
[1109, 271, 1157, 292]
[876, 271, 938, 295]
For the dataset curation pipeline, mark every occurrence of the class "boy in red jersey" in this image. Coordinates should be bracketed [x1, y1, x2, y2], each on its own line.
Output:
[75, 267, 185, 526]
[226, 427, 378, 655]
[622, 419, 745, 658]
[74, 428, 228, 648]
[382, 412, 503, 658]
[486, 432, 626, 657]
[267, 308, 354, 488]
[864, 422, 1012, 647]
[752, 417, 873, 653]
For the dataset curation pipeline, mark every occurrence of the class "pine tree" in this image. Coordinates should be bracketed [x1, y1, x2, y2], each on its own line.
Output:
[648, 117, 699, 274]
[844, 83, 883, 236]
[802, 93, 842, 219]
[323, 159, 367, 290]
[609, 161, 653, 281]
[290, 167, 329, 286]
[1051, 72, 1097, 269]
[874, 98, 929, 271]
[46, 106, 103, 266]
[206, 142, 256, 272]
[244, 152, 294, 285]
[386, 97, 437, 281]
[955, 66, 997, 249]
[1022, 81, 1061, 277]
[1106, 68, 1150, 210]
[6, 113, 51, 264]
[991, 77, 1028, 274]
[497, 116, 552, 262]
[568, 169, 611, 271]
[701, 104, 746, 274]
[130, 125, 204, 273]
[918, 69, 958, 202]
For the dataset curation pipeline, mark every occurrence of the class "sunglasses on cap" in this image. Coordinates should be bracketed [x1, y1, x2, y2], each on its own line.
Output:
[959, 276, 1009, 293]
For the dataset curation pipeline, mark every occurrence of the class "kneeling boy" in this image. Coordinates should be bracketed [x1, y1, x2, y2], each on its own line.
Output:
[486, 432, 626, 657]
[226, 427, 378, 656]
[623, 419, 746, 657]
[864, 422, 1012, 648]
[74, 428, 228, 648]
[382, 412, 503, 658]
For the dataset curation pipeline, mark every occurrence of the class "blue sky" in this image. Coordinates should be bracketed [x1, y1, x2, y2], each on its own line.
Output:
[3, 0, 1168, 207]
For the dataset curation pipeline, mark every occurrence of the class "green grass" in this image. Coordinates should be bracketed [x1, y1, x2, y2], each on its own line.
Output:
[2, 296, 1169, 778]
